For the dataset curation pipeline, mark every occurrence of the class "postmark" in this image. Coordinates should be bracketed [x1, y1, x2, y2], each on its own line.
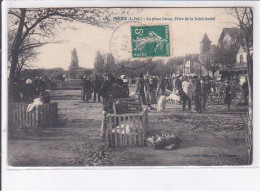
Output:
[131, 25, 171, 58]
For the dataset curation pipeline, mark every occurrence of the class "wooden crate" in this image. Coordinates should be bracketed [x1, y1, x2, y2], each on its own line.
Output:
[11, 102, 58, 128]
[113, 98, 142, 114]
[106, 107, 149, 147]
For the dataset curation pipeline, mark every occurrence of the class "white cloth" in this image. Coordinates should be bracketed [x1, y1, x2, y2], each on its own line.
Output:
[157, 95, 166, 112]
[166, 93, 181, 102]
[182, 81, 193, 99]
[129, 92, 137, 98]
[112, 123, 130, 134]
[26, 79, 32, 85]
[27, 98, 43, 112]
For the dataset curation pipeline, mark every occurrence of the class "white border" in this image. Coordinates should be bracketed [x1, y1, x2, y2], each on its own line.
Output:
[2, 0, 260, 190]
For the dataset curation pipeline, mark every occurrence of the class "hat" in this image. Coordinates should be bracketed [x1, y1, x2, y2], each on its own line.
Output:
[122, 78, 128, 83]
[26, 79, 32, 85]
[120, 75, 126, 79]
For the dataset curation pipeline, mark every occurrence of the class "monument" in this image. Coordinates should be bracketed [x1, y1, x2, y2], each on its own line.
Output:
[54, 48, 93, 89]
[65, 48, 86, 89]
[69, 48, 84, 79]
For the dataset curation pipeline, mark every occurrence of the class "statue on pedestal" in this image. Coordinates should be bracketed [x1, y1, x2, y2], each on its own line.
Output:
[69, 48, 80, 79]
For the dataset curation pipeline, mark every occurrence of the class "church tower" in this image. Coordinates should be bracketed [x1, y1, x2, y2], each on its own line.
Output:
[200, 33, 211, 53]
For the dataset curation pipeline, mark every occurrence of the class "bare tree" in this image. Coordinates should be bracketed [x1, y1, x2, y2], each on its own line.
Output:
[226, 7, 253, 164]
[199, 45, 221, 78]
[8, 8, 108, 101]
[8, 8, 142, 102]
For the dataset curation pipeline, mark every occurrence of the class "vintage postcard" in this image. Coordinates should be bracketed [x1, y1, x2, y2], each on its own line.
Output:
[4, 5, 253, 168]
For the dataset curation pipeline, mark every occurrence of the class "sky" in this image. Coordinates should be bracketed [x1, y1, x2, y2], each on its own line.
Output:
[32, 8, 237, 70]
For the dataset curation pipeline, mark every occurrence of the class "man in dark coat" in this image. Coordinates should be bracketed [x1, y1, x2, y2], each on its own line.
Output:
[119, 75, 129, 96]
[224, 80, 232, 111]
[145, 77, 155, 109]
[33, 77, 40, 96]
[81, 76, 87, 102]
[201, 76, 210, 111]
[135, 73, 146, 105]
[242, 78, 249, 104]
[192, 76, 202, 113]
[175, 75, 183, 91]
[99, 74, 129, 137]
[84, 76, 92, 103]
[21, 79, 35, 102]
[93, 75, 102, 102]
[38, 76, 46, 96]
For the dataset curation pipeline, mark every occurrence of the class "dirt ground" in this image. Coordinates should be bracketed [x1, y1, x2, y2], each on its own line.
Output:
[8, 89, 249, 166]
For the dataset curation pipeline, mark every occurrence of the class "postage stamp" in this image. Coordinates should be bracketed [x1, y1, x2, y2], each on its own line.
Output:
[131, 25, 171, 58]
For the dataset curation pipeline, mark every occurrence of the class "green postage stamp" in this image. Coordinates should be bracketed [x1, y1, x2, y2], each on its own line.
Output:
[131, 25, 171, 58]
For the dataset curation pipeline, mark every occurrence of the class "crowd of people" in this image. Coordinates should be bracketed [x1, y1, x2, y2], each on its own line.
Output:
[80, 72, 249, 116]
[134, 73, 249, 112]
[80, 74, 129, 103]
[13, 76, 51, 103]
[11, 72, 249, 137]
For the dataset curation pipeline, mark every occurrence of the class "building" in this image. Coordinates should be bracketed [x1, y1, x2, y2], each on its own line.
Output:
[217, 28, 251, 77]
[183, 55, 201, 76]
[217, 28, 242, 49]
[200, 33, 212, 53]
[198, 33, 212, 76]
[232, 46, 253, 76]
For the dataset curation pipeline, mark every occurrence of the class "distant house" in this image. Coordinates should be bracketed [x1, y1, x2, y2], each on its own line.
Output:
[217, 28, 243, 49]
[183, 60, 191, 75]
[232, 46, 253, 76]
[217, 28, 248, 78]
[176, 65, 183, 75]
[183, 55, 201, 76]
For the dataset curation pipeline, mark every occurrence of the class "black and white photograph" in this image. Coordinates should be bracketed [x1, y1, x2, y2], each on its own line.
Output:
[4, 6, 253, 167]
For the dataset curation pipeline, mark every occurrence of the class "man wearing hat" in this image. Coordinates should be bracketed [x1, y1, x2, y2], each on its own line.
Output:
[135, 73, 146, 105]
[175, 75, 182, 91]
[192, 76, 202, 113]
[21, 79, 35, 102]
[93, 75, 102, 102]
[85, 76, 92, 103]
[99, 73, 129, 137]
[81, 76, 87, 102]
[145, 77, 155, 109]
[201, 76, 210, 111]
[120, 75, 129, 96]
[224, 80, 232, 111]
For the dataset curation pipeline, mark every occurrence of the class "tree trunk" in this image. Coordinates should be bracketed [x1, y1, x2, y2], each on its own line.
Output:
[234, 7, 253, 164]
[242, 34, 253, 165]
[8, 9, 26, 103]
[246, 53, 253, 165]
[8, 9, 26, 127]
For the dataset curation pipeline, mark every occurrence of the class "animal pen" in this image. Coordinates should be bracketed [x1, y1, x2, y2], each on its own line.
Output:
[11, 102, 58, 128]
[105, 98, 149, 147]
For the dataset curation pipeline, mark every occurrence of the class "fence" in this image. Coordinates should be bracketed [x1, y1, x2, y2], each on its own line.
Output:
[106, 107, 149, 147]
[11, 102, 58, 128]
